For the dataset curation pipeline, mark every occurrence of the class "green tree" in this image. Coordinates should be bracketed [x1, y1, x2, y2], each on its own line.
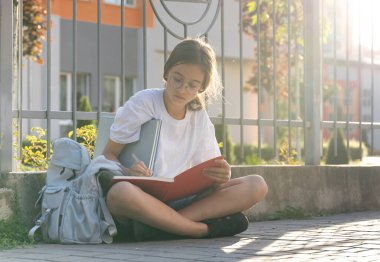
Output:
[242, 0, 304, 104]
[325, 128, 349, 165]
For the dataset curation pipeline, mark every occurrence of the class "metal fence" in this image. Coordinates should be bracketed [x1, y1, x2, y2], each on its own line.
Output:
[1, 0, 379, 173]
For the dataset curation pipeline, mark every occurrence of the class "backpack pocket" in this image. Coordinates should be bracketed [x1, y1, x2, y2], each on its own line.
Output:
[59, 189, 102, 244]
[41, 186, 67, 242]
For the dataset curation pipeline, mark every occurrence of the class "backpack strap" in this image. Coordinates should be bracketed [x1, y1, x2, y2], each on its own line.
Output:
[96, 174, 117, 244]
[28, 208, 53, 242]
[99, 197, 117, 243]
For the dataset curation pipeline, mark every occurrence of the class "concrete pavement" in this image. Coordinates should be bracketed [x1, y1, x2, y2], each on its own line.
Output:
[1, 211, 379, 261]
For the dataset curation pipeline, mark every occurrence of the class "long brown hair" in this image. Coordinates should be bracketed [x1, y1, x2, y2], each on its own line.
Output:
[163, 38, 222, 110]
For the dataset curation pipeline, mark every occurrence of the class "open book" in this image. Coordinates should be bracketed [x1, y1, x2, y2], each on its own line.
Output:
[112, 155, 224, 202]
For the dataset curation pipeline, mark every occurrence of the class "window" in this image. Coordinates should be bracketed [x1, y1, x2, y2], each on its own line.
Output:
[59, 73, 91, 136]
[103, 76, 120, 112]
[103, 76, 136, 112]
[60, 73, 91, 110]
[104, 0, 135, 7]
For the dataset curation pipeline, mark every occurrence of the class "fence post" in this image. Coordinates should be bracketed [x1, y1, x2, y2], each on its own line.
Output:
[303, 0, 322, 165]
[0, 0, 14, 173]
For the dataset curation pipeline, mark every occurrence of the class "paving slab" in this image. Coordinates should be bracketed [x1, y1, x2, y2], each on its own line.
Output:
[1, 211, 379, 261]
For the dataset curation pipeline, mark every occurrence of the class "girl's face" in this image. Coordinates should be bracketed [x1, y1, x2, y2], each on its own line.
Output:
[164, 63, 205, 108]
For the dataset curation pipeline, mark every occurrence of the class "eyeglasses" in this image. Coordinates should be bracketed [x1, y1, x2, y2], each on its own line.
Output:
[168, 75, 202, 95]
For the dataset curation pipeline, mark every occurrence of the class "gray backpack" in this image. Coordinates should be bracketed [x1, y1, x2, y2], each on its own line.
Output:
[28, 137, 117, 244]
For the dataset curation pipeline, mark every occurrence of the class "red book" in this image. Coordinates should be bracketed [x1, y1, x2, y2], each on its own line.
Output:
[112, 156, 224, 202]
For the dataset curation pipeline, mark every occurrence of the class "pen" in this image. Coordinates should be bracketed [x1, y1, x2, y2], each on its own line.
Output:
[131, 153, 140, 163]
[131, 153, 152, 176]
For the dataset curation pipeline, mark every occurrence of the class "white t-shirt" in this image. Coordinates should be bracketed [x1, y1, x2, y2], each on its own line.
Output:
[110, 88, 221, 179]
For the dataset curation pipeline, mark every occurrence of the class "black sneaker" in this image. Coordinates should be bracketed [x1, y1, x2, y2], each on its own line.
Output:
[203, 212, 249, 238]
[133, 220, 183, 242]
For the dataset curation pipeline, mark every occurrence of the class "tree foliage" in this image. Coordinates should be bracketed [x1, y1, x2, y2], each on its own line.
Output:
[22, 0, 47, 64]
[242, 0, 304, 99]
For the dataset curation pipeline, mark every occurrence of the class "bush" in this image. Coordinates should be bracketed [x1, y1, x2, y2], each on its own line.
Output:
[349, 140, 368, 160]
[325, 128, 349, 164]
[21, 125, 97, 171]
[68, 124, 97, 158]
[77, 96, 95, 128]
[234, 144, 274, 164]
[214, 123, 236, 164]
[278, 140, 299, 165]
[21, 127, 51, 170]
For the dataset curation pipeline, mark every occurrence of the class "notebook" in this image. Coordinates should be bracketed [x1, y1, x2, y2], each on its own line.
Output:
[119, 119, 162, 171]
[94, 116, 162, 171]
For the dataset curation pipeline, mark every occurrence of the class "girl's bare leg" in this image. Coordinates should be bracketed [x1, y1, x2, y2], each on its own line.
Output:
[106, 174, 267, 237]
[106, 182, 209, 238]
[178, 175, 268, 221]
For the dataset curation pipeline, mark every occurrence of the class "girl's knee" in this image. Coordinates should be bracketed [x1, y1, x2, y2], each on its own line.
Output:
[244, 175, 268, 202]
[106, 182, 141, 215]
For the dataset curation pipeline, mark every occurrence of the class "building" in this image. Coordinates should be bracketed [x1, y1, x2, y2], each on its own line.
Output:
[22, 0, 259, 146]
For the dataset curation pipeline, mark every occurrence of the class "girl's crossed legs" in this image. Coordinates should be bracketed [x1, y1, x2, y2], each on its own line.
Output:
[105, 174, 268, 239]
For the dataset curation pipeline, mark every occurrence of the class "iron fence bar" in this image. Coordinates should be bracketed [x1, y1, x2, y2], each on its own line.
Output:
[220, 0, 226, 156]
[333, 0, 338, 157]
[0, 0, 13, 172]
[358, 4, 363, 159]
[257, 0, 262, 159]
[287, 0, 292, 159]
[164, 0, 211, 2]
[97, 0, 102, 121]
[121, 0, 126, 102]
[272, 0, 278, 160]
[161, 0, 211, 25]
[46, 0, 52, 158]
[13, 110, 98, 120]
[72, 0, 77, 139]
[303, 0, 322, 165]
[370, 0, 374, 155]
[143, 0, 147, 89]
[295, 0, 301, 161]
[345, 0, 350, 157]
[149, 0, 184, 39]
[149, 0, 221, 40]
[18, 0, 23, 161]
[13, 108, 380, 130]
[321, 121, 380, 129]
[184, 24, 187, 38]
[239, 0, 244, 160]
[164, 28, 168, 63]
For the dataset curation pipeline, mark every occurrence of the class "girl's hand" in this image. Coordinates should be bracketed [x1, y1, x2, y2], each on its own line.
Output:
[124, 160, 152, 177]
[202, 159, 231, 184]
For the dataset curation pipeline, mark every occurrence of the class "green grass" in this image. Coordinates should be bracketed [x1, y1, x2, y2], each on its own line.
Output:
[265, 206, 312, 221]
[0, 214, 32, 250]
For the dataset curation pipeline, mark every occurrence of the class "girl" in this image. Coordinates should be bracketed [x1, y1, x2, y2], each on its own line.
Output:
[101, 38, 268, 241]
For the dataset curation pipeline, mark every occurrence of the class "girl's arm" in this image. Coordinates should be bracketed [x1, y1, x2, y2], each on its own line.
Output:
[103, 139, 152, 177]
